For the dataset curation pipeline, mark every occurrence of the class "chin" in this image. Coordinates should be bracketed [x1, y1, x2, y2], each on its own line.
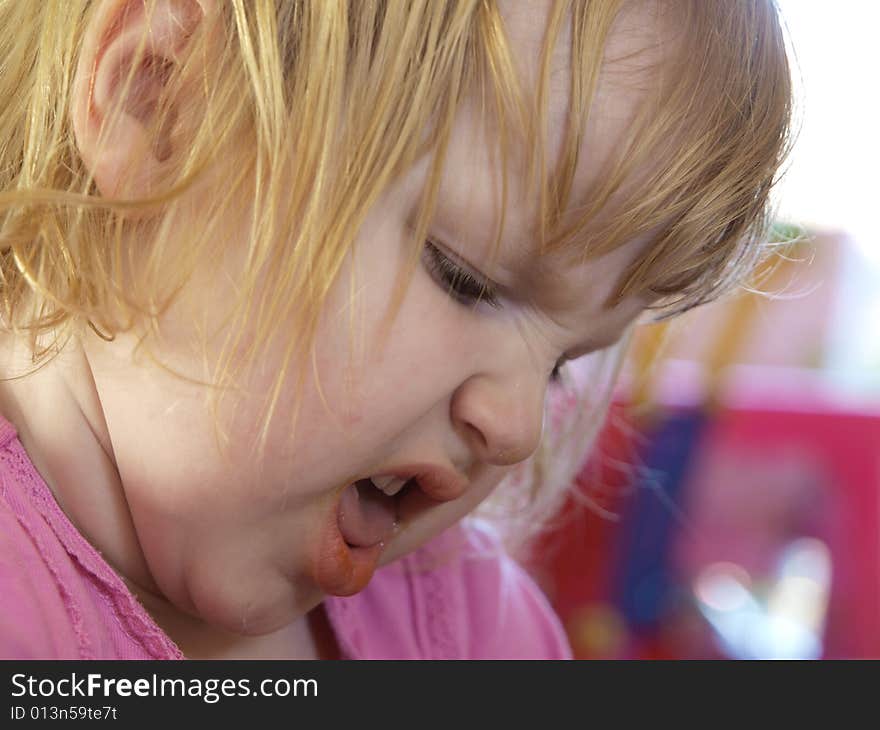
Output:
[181, 572, 323, 639]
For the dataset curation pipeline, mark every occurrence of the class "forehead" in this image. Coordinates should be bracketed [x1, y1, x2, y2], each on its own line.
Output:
[501, 0, 665, 177]
[432, 0, 664, 308]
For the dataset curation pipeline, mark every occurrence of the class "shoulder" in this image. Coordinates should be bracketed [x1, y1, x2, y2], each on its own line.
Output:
[0, 425, 182, 660]
[325, 519, 572, 660]
[0, 490, 74, 658]
[0, 420, 87, 658]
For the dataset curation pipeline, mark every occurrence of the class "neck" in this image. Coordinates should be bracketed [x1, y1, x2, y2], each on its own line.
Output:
[0, 332, 159, 593]
[127, 581, 336, 659]
[0, 331, 337, 660]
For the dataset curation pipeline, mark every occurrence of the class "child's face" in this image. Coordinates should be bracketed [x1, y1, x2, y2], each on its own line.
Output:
[79, 1, 652, 638]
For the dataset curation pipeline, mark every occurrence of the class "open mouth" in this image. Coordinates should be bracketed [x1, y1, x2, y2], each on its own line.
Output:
[311, 477, 419, 597]
[312, 468, 466, 597]
[337, 477, 416, 549]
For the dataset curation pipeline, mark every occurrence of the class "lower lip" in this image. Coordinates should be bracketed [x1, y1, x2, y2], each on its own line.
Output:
[310, 489, 386, 596]
[310, 478, 463, 595]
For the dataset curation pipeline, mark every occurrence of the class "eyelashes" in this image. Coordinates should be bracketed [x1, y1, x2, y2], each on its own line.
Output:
[422, 239, 568, 387]
[422, 240, 501, 309]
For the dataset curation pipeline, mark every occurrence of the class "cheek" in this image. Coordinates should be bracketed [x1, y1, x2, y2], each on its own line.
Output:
[314, 295, 464, 410]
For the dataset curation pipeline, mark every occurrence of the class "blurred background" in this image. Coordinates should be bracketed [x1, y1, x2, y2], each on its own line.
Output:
[527, 1, 880, 659]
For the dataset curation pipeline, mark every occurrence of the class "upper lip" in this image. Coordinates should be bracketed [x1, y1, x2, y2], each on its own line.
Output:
[371, 464, 468, 503]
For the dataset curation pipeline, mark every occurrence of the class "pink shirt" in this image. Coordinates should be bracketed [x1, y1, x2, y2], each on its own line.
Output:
[0, 416, 571, 659]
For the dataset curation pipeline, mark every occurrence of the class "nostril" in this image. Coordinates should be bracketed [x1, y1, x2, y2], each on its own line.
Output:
[462, 421, 490, 455]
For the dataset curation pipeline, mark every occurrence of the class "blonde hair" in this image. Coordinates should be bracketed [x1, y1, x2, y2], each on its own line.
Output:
[0, 1, 791, 543]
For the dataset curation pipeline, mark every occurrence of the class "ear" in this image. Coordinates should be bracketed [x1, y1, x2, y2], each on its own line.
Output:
[71, 0, 213, 197]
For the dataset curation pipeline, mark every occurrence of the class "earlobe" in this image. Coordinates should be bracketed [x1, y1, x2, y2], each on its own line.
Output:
[70, 0, 210, 197]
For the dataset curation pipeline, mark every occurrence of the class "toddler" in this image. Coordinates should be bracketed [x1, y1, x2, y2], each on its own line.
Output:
[0, 0, 791, 658]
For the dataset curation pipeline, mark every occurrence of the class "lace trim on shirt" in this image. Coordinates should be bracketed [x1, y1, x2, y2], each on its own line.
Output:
[0, 433, 183, 659]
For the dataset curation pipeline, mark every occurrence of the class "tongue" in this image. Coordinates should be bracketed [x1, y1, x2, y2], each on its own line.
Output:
[338, 480, 398, 548]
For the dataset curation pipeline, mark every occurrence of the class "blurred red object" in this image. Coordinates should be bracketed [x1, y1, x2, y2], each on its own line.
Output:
[527, 375, 880, 659]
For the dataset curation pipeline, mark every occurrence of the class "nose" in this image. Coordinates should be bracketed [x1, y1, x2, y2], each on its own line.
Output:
[451, 369, 546, 467]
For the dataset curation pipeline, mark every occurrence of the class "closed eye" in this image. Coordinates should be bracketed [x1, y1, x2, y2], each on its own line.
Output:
[423, 240, 573, 387]
[422, 240, 501, 309]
